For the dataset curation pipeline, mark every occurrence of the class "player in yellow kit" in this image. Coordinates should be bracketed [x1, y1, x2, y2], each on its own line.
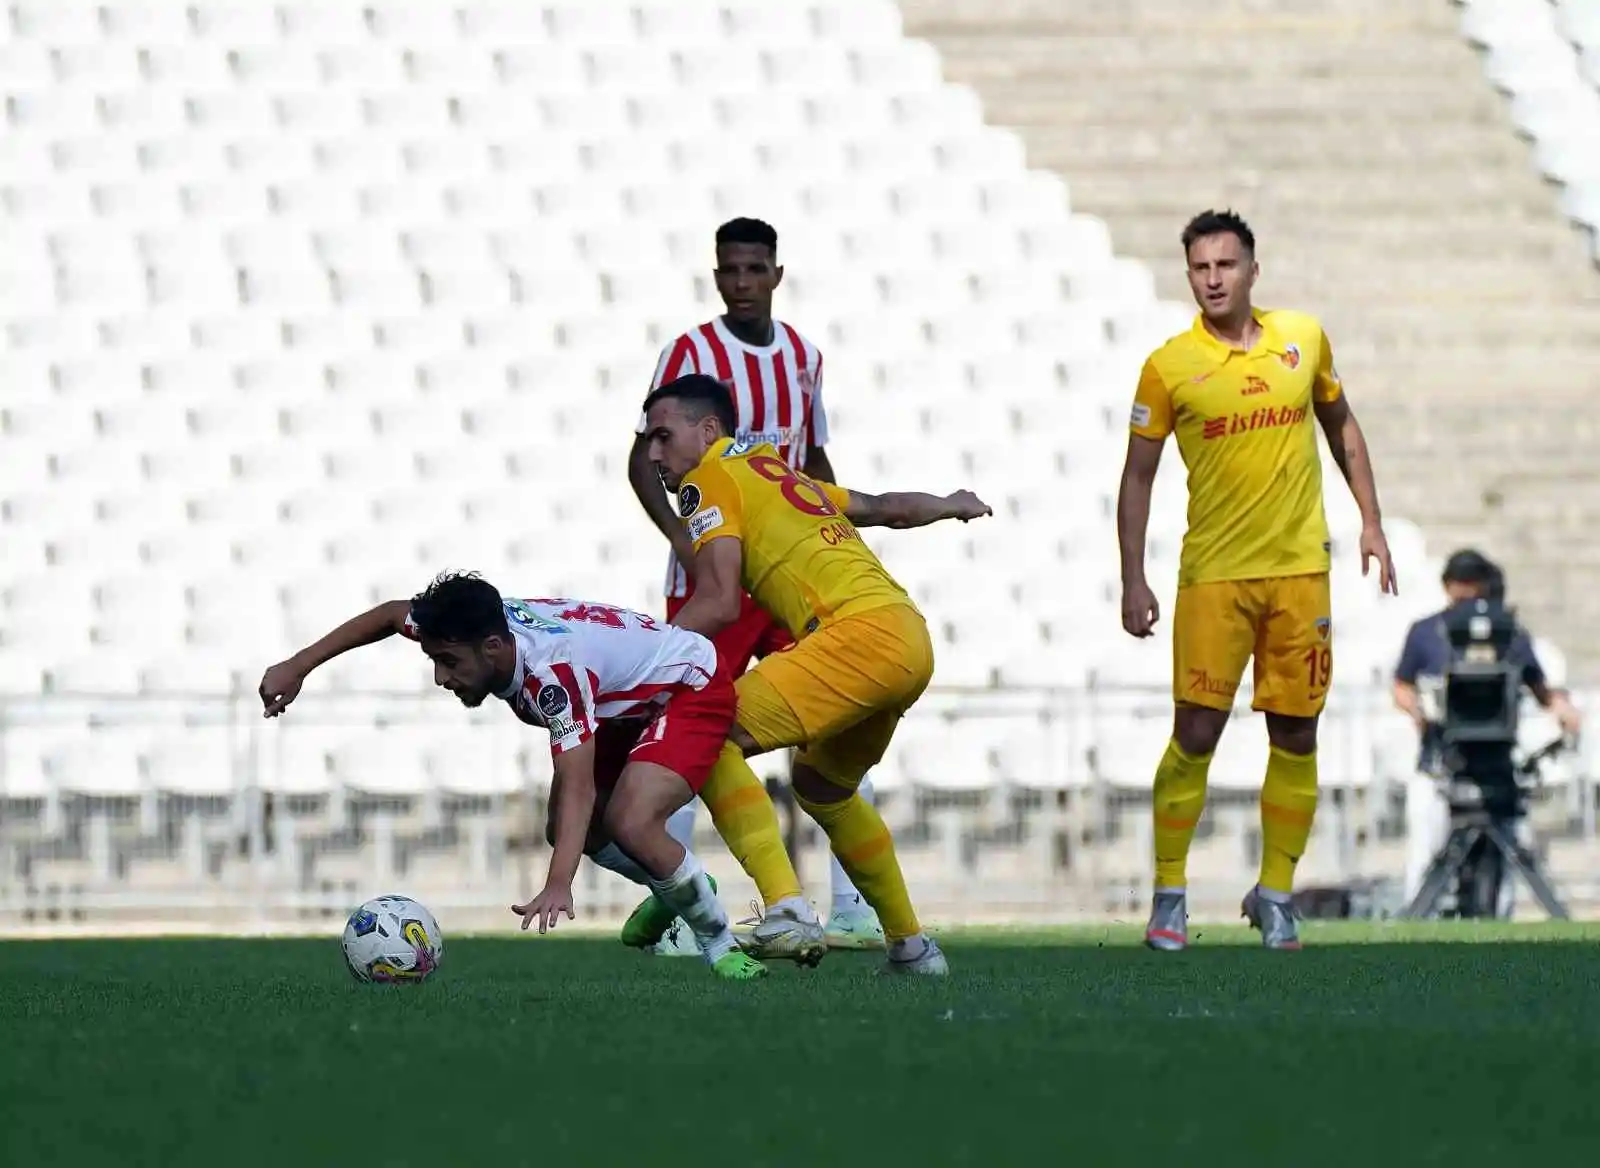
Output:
[639, 373, 991, 975]
[1117, 209, 1397, 951]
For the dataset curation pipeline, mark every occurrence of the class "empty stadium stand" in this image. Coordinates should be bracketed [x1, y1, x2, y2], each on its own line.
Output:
[903, 0, 1600, 677]
[0, 0, 1593, 926]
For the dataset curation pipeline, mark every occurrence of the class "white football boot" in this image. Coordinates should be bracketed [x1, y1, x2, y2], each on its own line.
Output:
[880, 935, 948, 976]
[1241, 885, 1302, 950]
[735, 900, 828, 967]
[825, 897, 885, 950]
[1144, 890, 1189, 951]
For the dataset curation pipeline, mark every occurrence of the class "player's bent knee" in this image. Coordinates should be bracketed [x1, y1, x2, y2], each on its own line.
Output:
[1264, 713, 1319, 756]
[791, 761, 854, 806]
[600, 797, 650, 853]
[1173, 704, 1229, 755]
[729, 724, 762, 757]
[606, 763, 693, 838]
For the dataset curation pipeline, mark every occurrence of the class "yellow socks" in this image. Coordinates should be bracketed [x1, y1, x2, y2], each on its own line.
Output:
[1150, 738, 1318, 895]
[698, 740, 805, 908]
[1259, 746, 1318, 894]
[1152, 740, 1213, 890]
[796, 789, 920, 942]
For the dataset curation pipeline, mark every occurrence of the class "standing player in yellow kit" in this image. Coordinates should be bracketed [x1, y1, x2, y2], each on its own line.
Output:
[1117, 210, 1397, 950]
[643, 374, 991, 975]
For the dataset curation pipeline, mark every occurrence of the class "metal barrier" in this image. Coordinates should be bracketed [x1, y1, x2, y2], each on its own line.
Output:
[0, 682, 1594, 931]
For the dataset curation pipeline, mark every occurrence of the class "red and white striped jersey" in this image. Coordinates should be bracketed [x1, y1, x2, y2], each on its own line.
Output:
[638, 316, 830, 598]
[402, 597, 721, 757]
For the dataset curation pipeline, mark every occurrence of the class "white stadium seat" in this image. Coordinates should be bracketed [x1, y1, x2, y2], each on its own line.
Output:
[814, 0, 904, 47]
[0, 0, 1560, 908]
[364, 3, 460, 46]
[635, 1, 724, 49]
[145, 728, 240, 798]
[545, 3, 636, 48]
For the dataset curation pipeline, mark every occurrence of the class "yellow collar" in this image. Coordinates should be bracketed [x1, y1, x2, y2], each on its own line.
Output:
[1189, 307, 1284, 360]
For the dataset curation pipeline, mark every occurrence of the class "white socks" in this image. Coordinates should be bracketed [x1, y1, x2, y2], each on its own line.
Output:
[768, 894, 819, 925]
[669, 800, 822, 928]
[647, 851, 738, 963]
[828, 774, 875, 914]
[591, 842, 651, 887]
[887, 932, 930, 963]
[667, 785, 872, 928]
[665, 803, 696, 850]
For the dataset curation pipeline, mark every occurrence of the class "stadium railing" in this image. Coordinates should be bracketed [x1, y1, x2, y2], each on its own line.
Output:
[1, 681, 1594, 929]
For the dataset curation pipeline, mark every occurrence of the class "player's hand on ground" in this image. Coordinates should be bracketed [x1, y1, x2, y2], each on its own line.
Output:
[512, 881, 575, 934]
[946, 490, 992, 522]
[1121, 580, 1160, 638]
[1360, 523, 1398, 595]
[258, 659, 307, 717]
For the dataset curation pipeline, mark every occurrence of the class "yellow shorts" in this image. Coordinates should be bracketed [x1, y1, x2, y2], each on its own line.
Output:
[734, 603, 934, 789]
[1172, 573, 1332, 717]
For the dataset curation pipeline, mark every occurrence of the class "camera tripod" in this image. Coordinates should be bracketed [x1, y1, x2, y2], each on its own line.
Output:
[1400, 739, 1571, 921]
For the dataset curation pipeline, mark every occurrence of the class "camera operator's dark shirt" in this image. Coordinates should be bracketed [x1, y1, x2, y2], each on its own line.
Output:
[1394, 608, 1545, 769]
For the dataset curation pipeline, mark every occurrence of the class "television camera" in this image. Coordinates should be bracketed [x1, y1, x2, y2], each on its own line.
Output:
[1400, 597, 1571, 920]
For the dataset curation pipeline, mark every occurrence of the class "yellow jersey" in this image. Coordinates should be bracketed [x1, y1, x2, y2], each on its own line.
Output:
[677, 437, 915, 639]
[1130, 308, 1343, 587]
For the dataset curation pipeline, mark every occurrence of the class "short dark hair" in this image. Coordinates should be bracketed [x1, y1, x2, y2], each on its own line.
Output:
[408, 571, 509, 644]
[642, 374, 738, 437]
[1442, 549, 1496, 587]
[1181, 209, 1255, 258]
[715, 217, 777, 256]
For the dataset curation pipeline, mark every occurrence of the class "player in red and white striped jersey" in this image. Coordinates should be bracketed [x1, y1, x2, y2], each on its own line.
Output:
[631, 218, 834, 608]
[398, 596, 716, 755]
[625, 217, 883, 953]
[257, 571, 828, 978]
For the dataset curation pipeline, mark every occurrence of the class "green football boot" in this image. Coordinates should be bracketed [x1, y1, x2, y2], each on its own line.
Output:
[620, 874, 717, 950]
[711, 950, 768, 980]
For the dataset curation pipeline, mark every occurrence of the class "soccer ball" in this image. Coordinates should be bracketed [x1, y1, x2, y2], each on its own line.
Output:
[341, 894, 444, 984]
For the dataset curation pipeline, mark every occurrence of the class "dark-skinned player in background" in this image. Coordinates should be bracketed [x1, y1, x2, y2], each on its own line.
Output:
[625, 218, 883, 955]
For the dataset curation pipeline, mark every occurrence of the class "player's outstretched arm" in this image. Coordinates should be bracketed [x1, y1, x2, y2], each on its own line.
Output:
[512, 739, 597, 934]
[839, 488, 991, 530]
[1117, 434, 1163, 638]
[1314, 395, 1397, 595]
[258, 599, 411, 717]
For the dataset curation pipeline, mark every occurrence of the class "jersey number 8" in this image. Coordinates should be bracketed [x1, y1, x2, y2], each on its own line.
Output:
[748, 454, 838, 518]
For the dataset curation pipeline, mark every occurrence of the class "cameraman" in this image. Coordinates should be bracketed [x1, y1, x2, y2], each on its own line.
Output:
[1392, 549, 1581, 904]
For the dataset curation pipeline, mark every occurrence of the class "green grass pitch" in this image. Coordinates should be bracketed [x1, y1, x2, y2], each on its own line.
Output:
[2, 922, 1596, 1166]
